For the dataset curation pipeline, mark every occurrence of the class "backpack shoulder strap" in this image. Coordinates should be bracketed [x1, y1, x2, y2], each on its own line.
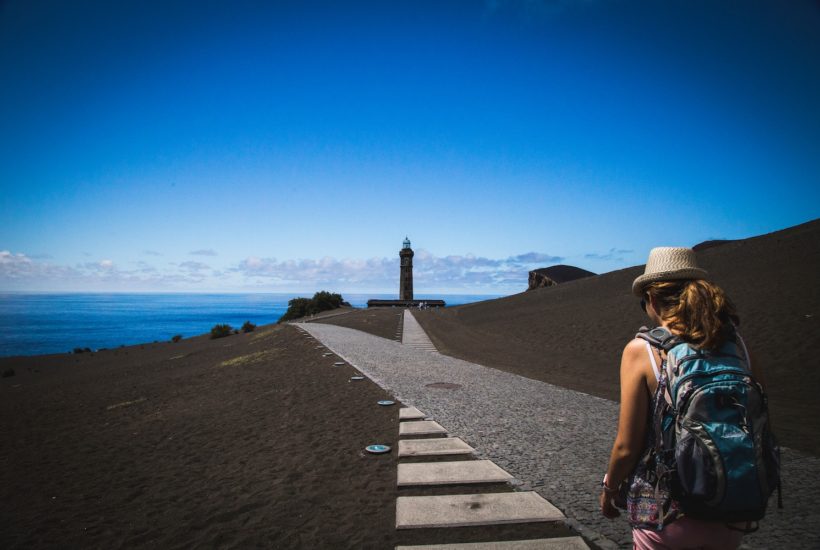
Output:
[733, 328, 752, 372]
[635, 326, 683, 352]
[636, 326, 677, 408]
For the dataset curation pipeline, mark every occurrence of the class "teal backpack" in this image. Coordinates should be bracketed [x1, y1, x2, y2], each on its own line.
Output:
[637, 326, 781, 527]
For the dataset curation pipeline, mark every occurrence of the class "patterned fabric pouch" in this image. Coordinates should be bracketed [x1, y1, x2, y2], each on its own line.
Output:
[626, 369, 680, 530]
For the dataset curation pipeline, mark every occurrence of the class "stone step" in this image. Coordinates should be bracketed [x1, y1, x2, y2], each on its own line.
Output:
[398, 460, 512, 486]
[402, 310, 439, 353]
[399, 420, 447, 436]
[399, 406, 426, 421]
[396, 492, 565, 529]
[398, 437, 474, 457]
[395, 537, 589, 549]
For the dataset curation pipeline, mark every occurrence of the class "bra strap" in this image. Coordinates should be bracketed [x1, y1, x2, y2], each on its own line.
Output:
[646, 341, 661, 382]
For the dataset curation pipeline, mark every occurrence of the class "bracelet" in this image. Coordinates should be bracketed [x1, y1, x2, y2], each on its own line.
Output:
[602, 482, 619, 495]
[601, 474, 619, 495]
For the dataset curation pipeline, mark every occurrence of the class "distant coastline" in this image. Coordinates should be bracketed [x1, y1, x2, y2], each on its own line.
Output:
[0, 292, 501, 357]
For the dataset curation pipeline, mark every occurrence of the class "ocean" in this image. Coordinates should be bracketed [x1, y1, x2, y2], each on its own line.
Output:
[0, 293, 501, 357]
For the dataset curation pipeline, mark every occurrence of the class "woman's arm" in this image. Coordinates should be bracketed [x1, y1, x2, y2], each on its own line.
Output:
[600, 338, 651, 518]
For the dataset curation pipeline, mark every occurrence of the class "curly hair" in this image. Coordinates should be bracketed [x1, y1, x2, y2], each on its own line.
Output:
[644, 279, 739, 350]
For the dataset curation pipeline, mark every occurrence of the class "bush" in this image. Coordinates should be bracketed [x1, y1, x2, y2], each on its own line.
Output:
[241, 321, 256, 333]
[2, 368, 15, 378]
[210, 324, 233, 339]
[171, 334, 183, 343]
[279, 297, 311, 323]
[278, 291, 345, 323]
[312, 291, 344, 311]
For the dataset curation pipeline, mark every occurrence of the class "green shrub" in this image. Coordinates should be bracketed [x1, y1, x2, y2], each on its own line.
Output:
[278, 291, 345, 323]
[312, 291, 343, 311]
[241, 321, 256, 333]
[279, 297, 310, 323]
[171, 334, 183, 343]
[210, 324, 233, 339]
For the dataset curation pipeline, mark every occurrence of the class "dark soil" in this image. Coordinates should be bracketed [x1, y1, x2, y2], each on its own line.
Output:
[0, 323, 582, 548]
[311, 308, 403, 342]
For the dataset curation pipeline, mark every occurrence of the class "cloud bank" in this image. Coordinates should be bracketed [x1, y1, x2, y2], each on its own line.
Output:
[0, 251, 212, 290]
[235, 249, 564, 290]
[1, 249, 565, 292]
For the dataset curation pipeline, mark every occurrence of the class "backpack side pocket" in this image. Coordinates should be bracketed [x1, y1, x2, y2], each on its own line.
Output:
[675, 419, 723, 505]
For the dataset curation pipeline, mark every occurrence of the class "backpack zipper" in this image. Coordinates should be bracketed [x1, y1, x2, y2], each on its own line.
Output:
[677, 378, 760, 431]
[671, 367, 751, 403]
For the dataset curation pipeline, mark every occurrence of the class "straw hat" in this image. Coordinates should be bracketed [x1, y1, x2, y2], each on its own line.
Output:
[632, 247, 708, 297]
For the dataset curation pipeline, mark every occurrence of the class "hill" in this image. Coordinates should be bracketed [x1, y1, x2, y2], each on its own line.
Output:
[415, 218, 820, 455]
[527, 265, 596, 290]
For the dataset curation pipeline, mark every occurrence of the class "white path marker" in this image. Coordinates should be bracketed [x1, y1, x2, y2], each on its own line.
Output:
[397, 460, 512, 486]
[396, 492, 565, 529]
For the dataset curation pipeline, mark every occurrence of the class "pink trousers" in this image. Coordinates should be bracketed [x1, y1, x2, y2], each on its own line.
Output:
[632, 516, 744, 549]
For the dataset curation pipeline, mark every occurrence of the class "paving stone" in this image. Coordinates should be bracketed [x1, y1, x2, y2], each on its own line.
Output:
[399, 406, 426, 420]
[399, 420, 447, 436]
[395, 537, 589, 549]
[398, 460, 512, 486]
[398, 437, 474, 457]
[395, 492, 564, 529]
[402, 310, 439, 353]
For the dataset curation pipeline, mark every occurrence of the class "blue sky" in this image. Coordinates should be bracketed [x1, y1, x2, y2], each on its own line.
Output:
[2, 0, 818, 294]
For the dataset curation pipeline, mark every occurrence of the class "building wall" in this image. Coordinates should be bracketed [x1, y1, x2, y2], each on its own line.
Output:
[400, 248, 414, 300]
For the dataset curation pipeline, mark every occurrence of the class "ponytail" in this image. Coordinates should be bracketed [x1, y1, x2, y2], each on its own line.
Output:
[645, 280, 739, 350]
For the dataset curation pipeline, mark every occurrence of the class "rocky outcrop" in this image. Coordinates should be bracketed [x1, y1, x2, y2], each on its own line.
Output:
[527, 265, 595, 291]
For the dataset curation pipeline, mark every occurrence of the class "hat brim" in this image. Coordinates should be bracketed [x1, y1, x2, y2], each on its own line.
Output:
[632, 268, 708, 297]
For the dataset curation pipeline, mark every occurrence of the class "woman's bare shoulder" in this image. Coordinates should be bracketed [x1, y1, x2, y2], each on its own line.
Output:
[623, 337, 648, 358]
[621, 337, 654, 380]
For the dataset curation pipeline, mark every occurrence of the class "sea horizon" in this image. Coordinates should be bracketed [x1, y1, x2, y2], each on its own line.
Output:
[0, 292, 504, 357]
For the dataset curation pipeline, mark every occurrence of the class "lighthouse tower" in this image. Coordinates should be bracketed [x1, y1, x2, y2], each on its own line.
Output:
[399, 237, 414, 300]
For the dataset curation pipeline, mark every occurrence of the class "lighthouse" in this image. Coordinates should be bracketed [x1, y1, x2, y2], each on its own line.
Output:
[366, 238, 444, 308]
[399, 237, 414, 300]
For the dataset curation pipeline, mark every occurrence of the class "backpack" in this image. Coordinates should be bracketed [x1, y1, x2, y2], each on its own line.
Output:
[636, 326, 781, 528]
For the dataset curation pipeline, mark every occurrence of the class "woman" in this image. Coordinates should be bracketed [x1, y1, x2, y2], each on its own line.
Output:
[599, 247, 752, 549]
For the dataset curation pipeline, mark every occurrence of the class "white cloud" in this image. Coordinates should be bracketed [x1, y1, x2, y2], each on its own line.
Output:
[236, 256, 394, 285]
[1, 250, 76, 280]
[234, 249, 563, 290]
[179, 261, 210, 272]
[81, 260, 116, 273]
[0, 250, 34, 275]
[0, 251, 220, 290]
[584, 248, 633, 262]
[511, 252, 562, 264]
[1, 248, 564, 292]
[135, 261, 158, 274]
[190, 249, 217, 256]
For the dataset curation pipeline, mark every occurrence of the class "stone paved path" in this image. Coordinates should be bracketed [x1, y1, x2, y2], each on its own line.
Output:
[402, 310, 439, 353]
[297, 322, 820, 550]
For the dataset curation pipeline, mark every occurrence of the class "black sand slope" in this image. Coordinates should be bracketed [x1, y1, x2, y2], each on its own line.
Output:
[415, 219, 820, 456]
